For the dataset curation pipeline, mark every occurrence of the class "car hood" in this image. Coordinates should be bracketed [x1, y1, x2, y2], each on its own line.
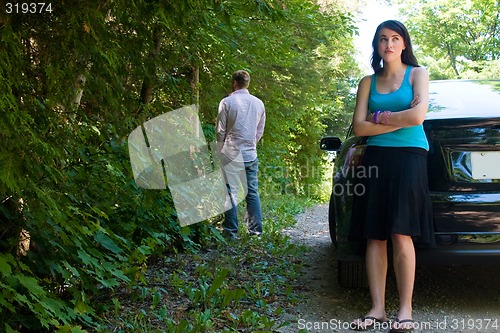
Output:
[426, 80, 500, 120]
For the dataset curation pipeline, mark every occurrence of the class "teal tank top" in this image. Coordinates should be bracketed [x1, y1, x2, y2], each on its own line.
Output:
[366, 65, 429, 150]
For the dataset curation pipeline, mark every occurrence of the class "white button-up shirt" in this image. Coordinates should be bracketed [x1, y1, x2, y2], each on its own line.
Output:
[216, 89, 266, 163]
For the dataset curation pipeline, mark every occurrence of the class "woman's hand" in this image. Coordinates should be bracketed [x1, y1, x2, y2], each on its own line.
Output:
[365, 96, 420, 124]
[410, 95, 420, 108]
[366, 112, 375, 123]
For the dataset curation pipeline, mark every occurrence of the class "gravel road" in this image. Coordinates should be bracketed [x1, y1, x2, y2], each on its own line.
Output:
[278, 204, 500, 333]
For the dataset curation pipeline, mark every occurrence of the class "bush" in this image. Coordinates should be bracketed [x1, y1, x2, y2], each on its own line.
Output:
[0, 0, 357, 330]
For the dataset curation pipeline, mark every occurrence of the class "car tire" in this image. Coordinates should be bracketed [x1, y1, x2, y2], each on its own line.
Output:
[328, 193, 337, 246]
[338, 260, 368, 288]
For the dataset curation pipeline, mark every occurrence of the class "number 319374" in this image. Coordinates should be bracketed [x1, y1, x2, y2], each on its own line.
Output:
[5, 3, 53, 14]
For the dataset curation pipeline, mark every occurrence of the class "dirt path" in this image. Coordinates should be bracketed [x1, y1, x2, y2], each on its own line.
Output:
[278, 204, 500, 333]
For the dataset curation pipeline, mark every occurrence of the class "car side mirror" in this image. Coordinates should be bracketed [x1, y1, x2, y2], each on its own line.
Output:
[320, 137, 342, 152]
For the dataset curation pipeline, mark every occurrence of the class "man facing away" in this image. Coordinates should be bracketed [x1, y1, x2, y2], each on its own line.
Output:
[216, 70, 266, 239]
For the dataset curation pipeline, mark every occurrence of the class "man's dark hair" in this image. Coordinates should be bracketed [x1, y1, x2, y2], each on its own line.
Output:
[371, 20, 419, 73]
[232, 70, 251, 89]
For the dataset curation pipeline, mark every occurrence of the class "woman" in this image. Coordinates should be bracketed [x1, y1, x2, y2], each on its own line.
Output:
[349, 20, 435, 332]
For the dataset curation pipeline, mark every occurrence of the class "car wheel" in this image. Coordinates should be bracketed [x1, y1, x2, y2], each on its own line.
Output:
[338, 260, 368, 288]
[328, 193, 337, 246]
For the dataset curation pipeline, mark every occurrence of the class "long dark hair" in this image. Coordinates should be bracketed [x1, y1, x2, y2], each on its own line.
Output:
[370, 20, 419, 73]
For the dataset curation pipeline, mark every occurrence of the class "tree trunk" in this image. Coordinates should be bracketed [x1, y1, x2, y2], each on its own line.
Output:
[191, 65, 200, 106]
[446, 44, 460, 78]
[141, 27, 163, 104]
[73, 73, 86, 108]
[140, 77, 153, 105]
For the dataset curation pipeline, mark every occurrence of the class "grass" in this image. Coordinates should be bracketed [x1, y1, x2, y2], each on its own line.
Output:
[92, 194, 315, 333]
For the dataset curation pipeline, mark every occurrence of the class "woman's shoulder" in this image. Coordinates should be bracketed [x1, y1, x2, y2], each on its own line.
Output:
[358, 75, 372, 91]
[411, 66, 429, 77]
[356, 75, 374, 95]
[410, 66, 429, 84]
[359, 74, 373, 86]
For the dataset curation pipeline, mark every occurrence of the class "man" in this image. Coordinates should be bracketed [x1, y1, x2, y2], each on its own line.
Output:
[216, 70, 266, 239]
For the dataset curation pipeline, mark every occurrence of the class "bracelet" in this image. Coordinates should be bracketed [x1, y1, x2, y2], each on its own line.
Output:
[373, 111, 381, 124]
[379, 111, 391, 125]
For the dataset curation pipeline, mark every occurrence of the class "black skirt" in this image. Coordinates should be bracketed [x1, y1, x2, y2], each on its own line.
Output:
[349, 146, 436, 248]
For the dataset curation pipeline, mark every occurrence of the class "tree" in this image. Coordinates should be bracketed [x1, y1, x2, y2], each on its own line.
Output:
[394, 0, 500, 79]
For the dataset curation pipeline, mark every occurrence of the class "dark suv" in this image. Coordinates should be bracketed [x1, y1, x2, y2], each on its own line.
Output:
[321, 80, 500, 288]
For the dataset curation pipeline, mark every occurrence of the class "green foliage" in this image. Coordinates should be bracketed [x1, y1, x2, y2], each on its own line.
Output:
[0, 0, 358, 330]
[95, 194, 308, 332]
[460, 60, 500, 80]
[213, 0, 360, 199]
[394, 0, 500, 79]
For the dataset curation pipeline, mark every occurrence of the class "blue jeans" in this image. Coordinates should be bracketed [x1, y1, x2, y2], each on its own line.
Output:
[223, 158, 262, 237]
